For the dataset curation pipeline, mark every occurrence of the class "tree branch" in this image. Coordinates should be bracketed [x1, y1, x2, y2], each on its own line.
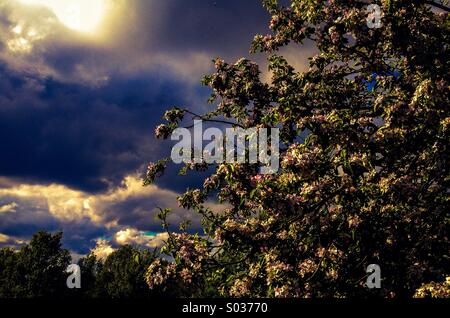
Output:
[184, 110, 245, 129]
[426, 1, 450, 12]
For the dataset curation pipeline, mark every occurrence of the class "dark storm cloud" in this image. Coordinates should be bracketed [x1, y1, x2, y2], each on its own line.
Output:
[0, 201, 59, 237]
[0, 62, 206, 192]
[0, 0, 275, 253]
[59, 220, 109, 254]
[0, 0, 273, 193]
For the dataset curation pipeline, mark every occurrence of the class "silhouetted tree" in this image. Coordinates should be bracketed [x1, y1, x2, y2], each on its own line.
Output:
[0, 232, 71, 298]
[88, 246, 157, 298]
[76, 253, 102, 298]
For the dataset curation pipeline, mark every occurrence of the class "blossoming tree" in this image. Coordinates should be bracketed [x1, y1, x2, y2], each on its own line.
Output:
[145, 0, 449, 298]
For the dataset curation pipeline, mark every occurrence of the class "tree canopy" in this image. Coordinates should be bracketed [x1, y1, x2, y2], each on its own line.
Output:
[145, 0, 449, 298]
[0, 232, 159, 298]
[0, 232, 70, 298]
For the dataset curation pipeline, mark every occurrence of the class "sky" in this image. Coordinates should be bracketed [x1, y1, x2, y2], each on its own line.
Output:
[0, 0, 312, 258]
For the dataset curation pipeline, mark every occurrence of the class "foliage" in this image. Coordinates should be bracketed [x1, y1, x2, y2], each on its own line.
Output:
[145, 0, 450, 298]
[414, 276, 450, 298]
[91, 245, 157, 298]
[0, 232, 159, 298]
[0, 232, 71, 298]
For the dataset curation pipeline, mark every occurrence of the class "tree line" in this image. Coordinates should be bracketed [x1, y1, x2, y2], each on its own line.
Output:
[0, 231, 164, 298]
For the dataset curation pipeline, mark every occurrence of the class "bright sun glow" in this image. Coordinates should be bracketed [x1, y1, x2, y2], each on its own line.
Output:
[19, 0, 107, 33]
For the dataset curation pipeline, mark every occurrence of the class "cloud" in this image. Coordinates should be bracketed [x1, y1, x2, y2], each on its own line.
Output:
[0, 174, 206, 227]
[91, 238, 115, 261]
[0, 232, 26, 247]
[0, 0, 271, 84]
[0, 233, 8, 243]
[0, 61, 204, 193]
[0, 174, 225, 253]
[0, 233, 11, 243]
[90, 229, 170, 261]
[0, 202, 18, 213]
[0, 0, 313, 194]
[0, 59, 222, 253]
[17, 0, 110, 33]
[114, 228, 169, 249]
[1, 0, 313, 91]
